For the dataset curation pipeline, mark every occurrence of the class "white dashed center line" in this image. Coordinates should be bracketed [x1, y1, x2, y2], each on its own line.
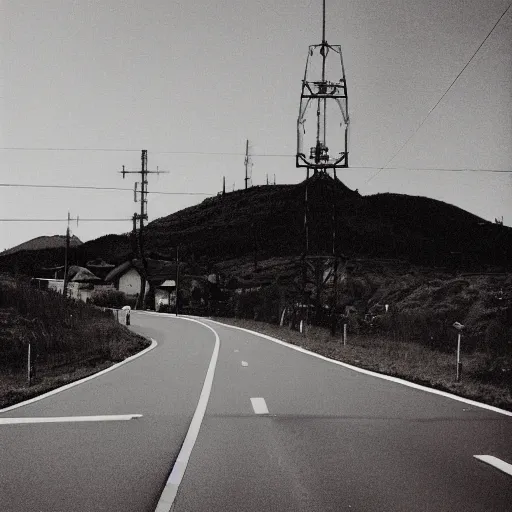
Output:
[241, 361, 248, 367]
[474, 455, 512, 477]
[250, 397, 269, 415]
[0, 414, 142, 425]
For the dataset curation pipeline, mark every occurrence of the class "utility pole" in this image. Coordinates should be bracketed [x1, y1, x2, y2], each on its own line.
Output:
[63, 212, 70, 299]
[175, 245, 180, 316]
[244, 139, 250, 190]
[222, 176, 226, 196]
[62, 212, 79, 299]
[131, 213, 138, 256]
[120, 150, 166, 310]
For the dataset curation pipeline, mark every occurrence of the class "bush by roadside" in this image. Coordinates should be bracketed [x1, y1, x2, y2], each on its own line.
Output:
[0, 279, 150, 409]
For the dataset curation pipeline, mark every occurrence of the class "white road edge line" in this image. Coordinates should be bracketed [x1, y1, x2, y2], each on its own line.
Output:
[251, 397, 269, 415]
[0, 338, 158, 413]
[153, 315, 220, 512]
[0, 414, 142, 425]
[474, 455, 512, 477]
[241, 361, 248, 367]
[192, 317, 512, 418]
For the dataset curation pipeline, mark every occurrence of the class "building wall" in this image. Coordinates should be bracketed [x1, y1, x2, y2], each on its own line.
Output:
[118, 268, 149, 296]
[47, 280, 64, 294]
[67, 282, 80, 300]
[155, 288, 176, 309]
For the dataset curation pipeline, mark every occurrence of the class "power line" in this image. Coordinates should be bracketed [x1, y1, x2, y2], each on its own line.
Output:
[367, 1, 512, 184]
[0, 146, 292, 157]
[0, 183, 214, 195]
[0, 147, 140, 152]
[0, 218, 132, 222]
[2, 147, 510, 172]
[354, 167, 512, 173]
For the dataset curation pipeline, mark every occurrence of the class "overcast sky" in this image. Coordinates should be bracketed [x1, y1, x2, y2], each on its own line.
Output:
[1, 0, 511, 251]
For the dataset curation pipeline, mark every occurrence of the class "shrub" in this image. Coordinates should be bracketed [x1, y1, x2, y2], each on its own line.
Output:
[90, 289, 133, 309]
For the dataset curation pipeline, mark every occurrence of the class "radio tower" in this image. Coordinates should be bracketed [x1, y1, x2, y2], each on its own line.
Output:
[296, 0, 350, 335]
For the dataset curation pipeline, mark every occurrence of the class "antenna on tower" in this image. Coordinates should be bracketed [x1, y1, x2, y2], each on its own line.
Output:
[296, 0, 349, 171]
[244, 140, 252, 189]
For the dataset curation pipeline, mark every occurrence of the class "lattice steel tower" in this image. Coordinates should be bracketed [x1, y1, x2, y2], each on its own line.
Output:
[295, 0, 350, 335]
[296, 0, 349, 172]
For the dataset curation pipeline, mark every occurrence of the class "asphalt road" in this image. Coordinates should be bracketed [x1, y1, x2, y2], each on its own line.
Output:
[171, 318, 512, 512]
[0, 314, 215, 512]
[1, 313, 511, 511]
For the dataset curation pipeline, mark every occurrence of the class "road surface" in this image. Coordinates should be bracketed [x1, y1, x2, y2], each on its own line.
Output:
[1, 313, 511, 511]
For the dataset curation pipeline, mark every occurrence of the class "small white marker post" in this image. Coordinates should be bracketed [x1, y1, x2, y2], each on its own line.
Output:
[27, 339, 32, 386]
[280, 308, 286, 327]
[456, 332, 462, 382]
[343, 323, 347, 346]
[453, 322, 464, 382]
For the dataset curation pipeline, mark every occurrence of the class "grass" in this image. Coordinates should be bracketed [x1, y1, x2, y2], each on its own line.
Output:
[0, 278, 150, 409]
[211, 316, 512, 412]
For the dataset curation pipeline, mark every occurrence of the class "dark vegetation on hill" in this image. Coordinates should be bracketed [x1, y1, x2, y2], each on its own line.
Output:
[1, 174, 510, 277]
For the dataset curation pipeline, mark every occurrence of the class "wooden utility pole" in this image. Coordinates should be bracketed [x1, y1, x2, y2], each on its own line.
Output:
[244, 139, 250, 189]
[131, 213, 138, 256]
[62, 214, 70, 298]
[120, 150, 166, 310]
[175, 245, 180, 316]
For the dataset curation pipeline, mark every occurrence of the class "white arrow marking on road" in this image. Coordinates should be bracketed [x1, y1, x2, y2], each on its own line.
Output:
[474, 455, 512, 477]
[251, 397, 269, 415]
[241, 361, 248, 367]
[0, 414, 142, 425]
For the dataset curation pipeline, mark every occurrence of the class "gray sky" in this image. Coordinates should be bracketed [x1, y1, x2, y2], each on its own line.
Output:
[1, 0, 511, 251]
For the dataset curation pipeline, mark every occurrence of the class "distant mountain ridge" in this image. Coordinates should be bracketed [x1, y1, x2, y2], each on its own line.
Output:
[1, 235, 83, 256]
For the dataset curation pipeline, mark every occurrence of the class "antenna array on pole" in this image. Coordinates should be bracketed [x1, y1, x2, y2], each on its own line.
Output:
[119, 150, 168, 309]
[296, 0, 349, 170]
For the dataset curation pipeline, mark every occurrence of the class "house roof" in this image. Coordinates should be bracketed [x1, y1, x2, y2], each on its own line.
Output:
[158, 279, 176, 288]
[71, 268, 102, 282]
[86, 258, 115, 269]
[105, 259, 182, 285]
[104, 260, 132, 282]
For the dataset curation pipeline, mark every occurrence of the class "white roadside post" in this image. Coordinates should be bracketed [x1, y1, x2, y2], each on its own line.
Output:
[122, 305, 131, 326]
[453, 322, 464, 382]
[456, 332, 462, 382]
[27, 339, 32, 386]
[280, 308, 286, 327]
[343, 323, 347, 346]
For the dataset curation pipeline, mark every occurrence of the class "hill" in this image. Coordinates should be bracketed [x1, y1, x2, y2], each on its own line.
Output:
[0, 173, 511, 276]
[1, 234, 82, 256]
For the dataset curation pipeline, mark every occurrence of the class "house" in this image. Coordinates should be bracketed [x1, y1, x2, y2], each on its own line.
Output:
[31, 265, 104, 302]
[104, 259, 215, 310]
[31, 278, 64, 294]
[105, 259, 182, 309]
[67, 267, 103, 302]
